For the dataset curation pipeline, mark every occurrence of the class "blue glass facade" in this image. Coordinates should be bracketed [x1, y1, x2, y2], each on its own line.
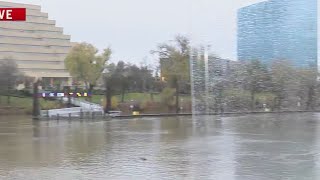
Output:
[238, 0, 317, 67]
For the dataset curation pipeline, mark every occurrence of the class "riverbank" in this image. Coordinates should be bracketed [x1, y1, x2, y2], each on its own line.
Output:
[113, 110, 320, 119]
[0, 106, 30, 115]
[0, 95, 64, 115]
[0, 93, 193, 116]
[35, 110, 320, 121]
[2, 94, 319, 118]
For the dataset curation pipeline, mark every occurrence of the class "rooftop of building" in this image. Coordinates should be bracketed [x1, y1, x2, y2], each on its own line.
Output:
[0, 1, 41, 10]
[238, 0, 269, 13]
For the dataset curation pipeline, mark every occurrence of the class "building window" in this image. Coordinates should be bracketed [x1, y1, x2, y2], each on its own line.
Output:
[0, 27, 60, 33]
[15, 60, 63, 65]
[0, 51, 67, 56]
[19, 68, 68, 72]
[0, 43, 71, 49]
[0, 35, 70, 42]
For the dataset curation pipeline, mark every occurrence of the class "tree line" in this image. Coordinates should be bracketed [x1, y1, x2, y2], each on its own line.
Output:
[1, 35, 319, 113]
[211, 59, 320, 112]
[66, 37, 191, 113]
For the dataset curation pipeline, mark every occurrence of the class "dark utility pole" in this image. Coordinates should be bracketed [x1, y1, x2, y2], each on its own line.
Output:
[66, 86, 71, 108]
[32, 79, 40, 120]
[105, 81, 112, 114]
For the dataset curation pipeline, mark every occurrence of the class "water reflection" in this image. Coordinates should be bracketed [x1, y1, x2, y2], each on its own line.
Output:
[231, 113, 320, 180]
[0, 113, 319, 179]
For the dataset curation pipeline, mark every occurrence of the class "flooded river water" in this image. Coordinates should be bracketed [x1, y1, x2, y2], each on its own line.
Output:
[0, 113, 319, 179]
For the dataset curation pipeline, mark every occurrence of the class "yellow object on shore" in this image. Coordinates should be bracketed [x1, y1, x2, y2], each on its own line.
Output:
[133, 111, 140, 115]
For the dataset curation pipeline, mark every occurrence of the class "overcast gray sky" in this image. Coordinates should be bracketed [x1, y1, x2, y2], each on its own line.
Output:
[11, 0, 263, 65]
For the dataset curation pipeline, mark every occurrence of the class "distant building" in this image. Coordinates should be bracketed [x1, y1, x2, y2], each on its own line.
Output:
[237, 0, 318, 68]
[0, 1, 72, 89]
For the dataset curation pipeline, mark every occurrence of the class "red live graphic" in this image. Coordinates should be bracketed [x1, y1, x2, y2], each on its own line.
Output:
[0, 8, 26, 21]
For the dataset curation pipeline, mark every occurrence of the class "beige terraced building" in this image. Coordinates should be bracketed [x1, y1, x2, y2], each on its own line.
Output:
[0, 1, 72, 89]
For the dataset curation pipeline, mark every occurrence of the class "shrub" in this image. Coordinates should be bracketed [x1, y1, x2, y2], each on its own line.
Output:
[140, 99, 150, 111]
[102, 96, 119, 110]
[224, 89, 251, 111]
[18, 89, 32, 97]
[40, 100, 62, 110]
[91, 89, 105, 95]
[160, 87, 176, 108]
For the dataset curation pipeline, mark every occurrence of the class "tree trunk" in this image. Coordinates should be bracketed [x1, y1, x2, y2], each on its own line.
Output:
[66, 86, 71, 108]
[7, 96, 10, 105]
[121, 88, 125, 103]
[274, 94, 282, 112]
[175, 80, 180, 114]
[7, 80, 10, 105]
[84, 81, 89, 94]
[105, 80, 112, 113]
[278, 97, 282, 111]
[306, 86, 315, 110]
[88, 84, 94, 102]
[106, 88, 112, 113]
[150, 92, 154, 101]
[250, 90, 255, 111]
[32, 80, 40, 119]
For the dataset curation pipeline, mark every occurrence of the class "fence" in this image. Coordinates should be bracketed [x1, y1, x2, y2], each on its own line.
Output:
[40, 110, 108, 120]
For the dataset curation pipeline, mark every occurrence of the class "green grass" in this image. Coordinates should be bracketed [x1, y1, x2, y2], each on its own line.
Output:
[0, 93, 192, 115]
[114, 93, 161, 102]
[89, 95, 104, 104]
[0, 92, 191, 109]
[88, 93, 191, 105]
[81, 93, 154, 104]
[88, 93, 162, 104]
[0, 96, 32, 107]
[0, 96, 63, 112]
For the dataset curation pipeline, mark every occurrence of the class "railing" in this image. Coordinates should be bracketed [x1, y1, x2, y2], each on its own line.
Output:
[62, 97, 104, 112]
[41, 108, 106, 120]
[42, 107, 81, 117]
[41, 97, 104, 118]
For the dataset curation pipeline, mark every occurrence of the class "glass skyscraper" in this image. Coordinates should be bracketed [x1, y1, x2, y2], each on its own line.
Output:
[237, 0, 318, 68]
